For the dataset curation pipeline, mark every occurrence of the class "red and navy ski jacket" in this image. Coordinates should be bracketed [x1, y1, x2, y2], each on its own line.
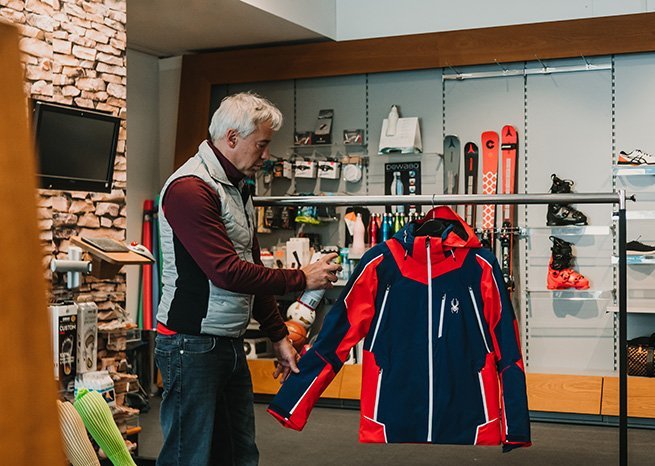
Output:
[268, 206, 531, 451]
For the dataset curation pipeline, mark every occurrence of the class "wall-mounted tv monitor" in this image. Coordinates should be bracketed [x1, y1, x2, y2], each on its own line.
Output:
[33, 101, 121, 193]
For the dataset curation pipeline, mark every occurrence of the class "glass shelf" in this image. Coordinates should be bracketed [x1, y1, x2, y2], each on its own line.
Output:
[526, 289, 613, 300]
[613, 165, 655, 176]
[611, 255, 655, 265]
[606, 306, 655, 314]
[612, 210, 655, 221]
[523, 225, 612, 237]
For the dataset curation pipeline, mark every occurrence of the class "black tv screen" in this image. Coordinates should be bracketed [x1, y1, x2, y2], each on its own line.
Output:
[33, 101, 120, 193]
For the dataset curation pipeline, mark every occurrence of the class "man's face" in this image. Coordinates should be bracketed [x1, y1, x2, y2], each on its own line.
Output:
[232, 122, 273, 177]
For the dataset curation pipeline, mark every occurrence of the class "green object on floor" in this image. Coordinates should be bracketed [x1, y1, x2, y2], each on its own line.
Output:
[74, 389, 137, 466]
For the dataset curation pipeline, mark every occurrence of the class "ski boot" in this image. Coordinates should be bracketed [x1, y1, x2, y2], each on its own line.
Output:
[546, 174, 588, 226]
[547, 236, 590, 290]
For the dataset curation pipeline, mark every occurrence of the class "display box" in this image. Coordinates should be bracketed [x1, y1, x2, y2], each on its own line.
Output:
[313, 109, 333, 144]
[295, 160, 317, 178]
[317, 160, 341, 179]
[50, 303, 78, 392]
[76, 301, 98, 374]
[294, 131, 312, 145]
[343, 129, 365, 145]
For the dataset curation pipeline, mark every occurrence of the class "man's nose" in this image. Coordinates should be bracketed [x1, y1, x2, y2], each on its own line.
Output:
[261, 147, 270, 160]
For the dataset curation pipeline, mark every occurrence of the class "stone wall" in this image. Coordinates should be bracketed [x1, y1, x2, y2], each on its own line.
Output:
[0, 0, 127, 308]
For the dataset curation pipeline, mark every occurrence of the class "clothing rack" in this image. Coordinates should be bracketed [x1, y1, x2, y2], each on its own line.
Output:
[254, 191, 631, 466]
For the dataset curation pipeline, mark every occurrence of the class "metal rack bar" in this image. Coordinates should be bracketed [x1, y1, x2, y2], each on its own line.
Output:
[442, 62, 611, 81]
[254, 192, 621, 207]
[254, 190, 629, 465]
[617, 191, 628, 466]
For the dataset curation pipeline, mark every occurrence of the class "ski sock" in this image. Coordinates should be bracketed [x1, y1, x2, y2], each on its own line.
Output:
[74, 389, 136, 466]
[57, 400, 101, 466]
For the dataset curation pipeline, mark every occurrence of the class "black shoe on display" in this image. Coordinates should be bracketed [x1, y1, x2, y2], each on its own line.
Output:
[549, 174, 574, 194]
[626, 240, 655, 255]
[546, 204, 588, 226]
[549, 236, 574, 270]
[547, 174, 588, 226]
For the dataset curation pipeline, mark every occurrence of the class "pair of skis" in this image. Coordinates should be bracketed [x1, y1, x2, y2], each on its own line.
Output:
[443, 127, 518, 290]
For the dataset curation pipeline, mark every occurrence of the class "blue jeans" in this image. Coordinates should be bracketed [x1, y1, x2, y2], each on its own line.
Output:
[155, 334, 259, 466]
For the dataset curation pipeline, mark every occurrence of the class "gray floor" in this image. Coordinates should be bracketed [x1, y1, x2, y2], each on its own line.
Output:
[139, 396, 654, 465]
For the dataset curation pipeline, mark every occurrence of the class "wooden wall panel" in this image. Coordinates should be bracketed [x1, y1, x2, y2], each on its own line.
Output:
[176, 13, 655, 168]
[0, 23, 66, 466]
[602, 376, 655, 418]
[526, 373, 603, 414]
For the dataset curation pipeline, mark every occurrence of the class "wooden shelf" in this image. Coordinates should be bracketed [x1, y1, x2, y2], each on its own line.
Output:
[248, 359, 343, 398]
[71, 236, 152, 265]
[70, 236, 153, 279]
[601, 376, 655, 418]
[249, 361, 655, 419]
[526, 373, 603, 415]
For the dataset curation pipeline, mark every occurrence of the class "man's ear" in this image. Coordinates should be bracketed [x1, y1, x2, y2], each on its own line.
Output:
[225, 129, 239, 148]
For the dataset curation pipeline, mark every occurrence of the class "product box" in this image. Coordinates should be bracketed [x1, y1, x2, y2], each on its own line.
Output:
[286, 237, 311, 269]
[243, 338, 274, 360]
[313, 109, 333, 144]
[317, 160, 341, 179]
[282, 160, 294, 179]
[295, 160, 317, 178]
[76, 301, 98, 374]
[50, 303, 78, 392]
[343, 129, 365, 145]
[294, 131, 312, 145]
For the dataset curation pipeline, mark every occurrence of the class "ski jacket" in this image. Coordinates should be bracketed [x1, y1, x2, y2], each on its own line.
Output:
[268, 206, 531, 451]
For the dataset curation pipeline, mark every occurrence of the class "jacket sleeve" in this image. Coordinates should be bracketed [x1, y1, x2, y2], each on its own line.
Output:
[475, 253, 531, 451]
[267, 250, 386, 431]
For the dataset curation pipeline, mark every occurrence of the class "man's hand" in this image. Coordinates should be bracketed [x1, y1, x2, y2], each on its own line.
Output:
[301, 252, 341, 290]
[272, 338, 300, 383]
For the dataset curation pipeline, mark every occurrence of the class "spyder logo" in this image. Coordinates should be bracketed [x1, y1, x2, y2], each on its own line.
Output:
[451, 298, 459, 314]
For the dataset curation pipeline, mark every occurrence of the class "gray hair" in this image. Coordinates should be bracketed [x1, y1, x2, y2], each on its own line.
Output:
[208, 92, 283, 142]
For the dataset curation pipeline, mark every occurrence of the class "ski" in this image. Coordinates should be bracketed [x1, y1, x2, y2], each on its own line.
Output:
[481, 131, 499, 252]
[443, 135, 461, 211]
[463, 142, 479, 228]
[500, 125, 518, 225]
[500, 125, 519, 291]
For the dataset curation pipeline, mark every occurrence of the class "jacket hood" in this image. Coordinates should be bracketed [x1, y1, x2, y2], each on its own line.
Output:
[391, 206, 481, 263]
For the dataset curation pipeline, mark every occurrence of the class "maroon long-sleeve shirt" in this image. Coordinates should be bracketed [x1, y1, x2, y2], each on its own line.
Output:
[158, 140, 305, 341]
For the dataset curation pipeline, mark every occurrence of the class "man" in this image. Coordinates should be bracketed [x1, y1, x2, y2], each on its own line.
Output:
[155, 92, 340, 466]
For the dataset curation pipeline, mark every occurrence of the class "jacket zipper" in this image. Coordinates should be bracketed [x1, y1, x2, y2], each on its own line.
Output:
[468, 286, 491, 353]
[438, 293, 446, 339]
[370, 284, 391, 351]
[426, 237, 434, 442]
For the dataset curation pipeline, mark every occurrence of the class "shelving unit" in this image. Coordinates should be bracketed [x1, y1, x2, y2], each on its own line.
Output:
[613, 165, 655, 176]
[612, 255, 655, 265]
[523, 226, 612, 237]
[70, 236, 153, 279]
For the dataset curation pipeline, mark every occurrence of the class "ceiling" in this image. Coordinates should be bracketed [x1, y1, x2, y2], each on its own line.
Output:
[127, 0, 327, 57]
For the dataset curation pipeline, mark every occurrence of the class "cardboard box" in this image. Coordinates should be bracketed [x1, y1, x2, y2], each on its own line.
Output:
[50, 303, 78, 392]
[317, 160, 341, 179]
[295, 160, 317, 178]
[76, 302, 98, 374]
[313, 109, 333, 144]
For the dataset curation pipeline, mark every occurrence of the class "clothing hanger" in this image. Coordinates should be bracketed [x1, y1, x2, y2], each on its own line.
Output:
[415, 194, 449, 236]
